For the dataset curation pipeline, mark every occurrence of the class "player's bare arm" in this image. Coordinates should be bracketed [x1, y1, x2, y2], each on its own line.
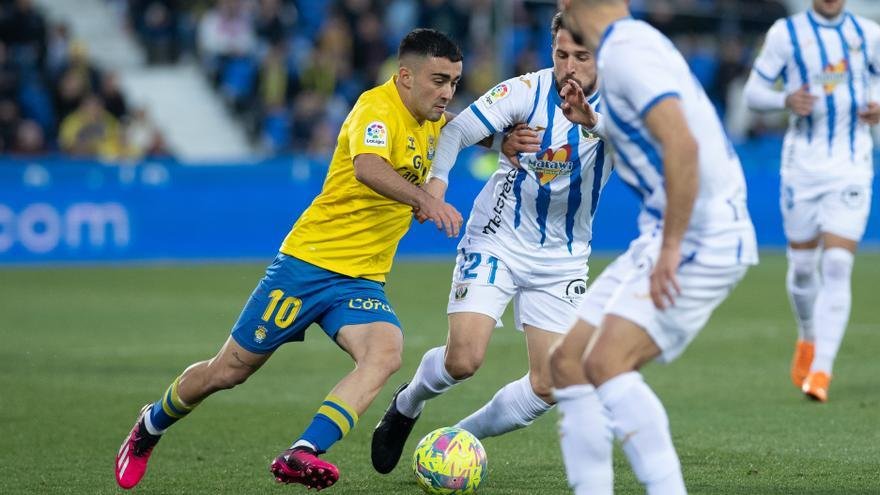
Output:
[354, 153, 462, 237]
[643, 97, 698, 310]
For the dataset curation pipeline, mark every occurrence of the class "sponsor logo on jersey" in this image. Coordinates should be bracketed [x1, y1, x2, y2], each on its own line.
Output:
[483, 83, 510, 106]
[364, 121, 388, 147]
[814, 60, 849, 94]
[407, 136, 416, 150]
[518, 76, 532, 88]
[254, 325, 267, 343]
[454, 284, 469, 300]
[482, 168, 519, 235]
[564, 279, 587, 301]
[348, 297, 396, 314]
[529, 145, 575, 185]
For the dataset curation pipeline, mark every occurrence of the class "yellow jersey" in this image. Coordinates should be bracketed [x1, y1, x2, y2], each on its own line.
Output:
[280, 76, 445, 282]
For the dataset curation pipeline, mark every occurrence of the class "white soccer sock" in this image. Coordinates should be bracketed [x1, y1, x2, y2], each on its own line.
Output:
[597, 372, 686, 495]
[811, 248, 854, 374]
[555, 384, 614, 495]
[786, 247, 820, 341]
[396, 346, 460, 419]
[456, 373, 552, 439]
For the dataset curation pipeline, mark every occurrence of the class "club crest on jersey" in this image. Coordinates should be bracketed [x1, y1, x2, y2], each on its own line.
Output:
[581, 126, 600, 141]
[364, 121, 387, 147]
[814, 60, 849, 94]
[483, 83, 510, 106]
[427, 135, 436, 160]
[529, 145, 574, 185]
[454, 284, 469, 301]
[254, 325, 267, 344]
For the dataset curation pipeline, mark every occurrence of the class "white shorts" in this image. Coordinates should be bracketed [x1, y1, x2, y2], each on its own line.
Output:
[575, 232, 749, 363]
[447, 247, 587, 334]
[780, 174, 873, 243]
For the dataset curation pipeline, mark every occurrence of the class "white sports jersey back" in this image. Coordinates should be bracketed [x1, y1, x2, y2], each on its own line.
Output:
[597, 19, 757, 266]
[752, 10, 880, 179]
[455, 68, 614, 267]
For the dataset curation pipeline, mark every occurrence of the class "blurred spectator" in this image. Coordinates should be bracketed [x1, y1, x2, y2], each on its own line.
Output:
[1, 0, 47, 70]
[45, 22, 71, 78]
[100, 71, 129, 120]
[11, 118, 44, 155]
[59, 94, 123, 158]
[0, 42, 20, 101]
[0, 99, 21, 150]
[198, 0, 257, 83]
[135, 0, 182, 64]
[125, 107, 168, 158]
[254, 0, 294, 48]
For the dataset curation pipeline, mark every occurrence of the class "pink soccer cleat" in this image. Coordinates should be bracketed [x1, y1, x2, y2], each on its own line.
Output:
[115, 404, 161, 489]
[270, 447, 339, 490]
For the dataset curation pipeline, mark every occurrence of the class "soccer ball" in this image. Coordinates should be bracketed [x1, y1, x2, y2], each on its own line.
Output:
[412, 426, 487, 494]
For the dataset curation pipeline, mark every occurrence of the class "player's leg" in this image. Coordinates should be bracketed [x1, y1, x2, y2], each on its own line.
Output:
[372, 312, 496, 474]
[456, 325, 559, 438]
[116, 253, 329, 489]
[585, 315, 686, 495]
[803, 179, 869, 402]
[272, 276, 404, 487]
[781, 182, 822, 388]
[373, 250, 513, 473]
[115, 336, 270, 489]
[550, 260, 624, 495]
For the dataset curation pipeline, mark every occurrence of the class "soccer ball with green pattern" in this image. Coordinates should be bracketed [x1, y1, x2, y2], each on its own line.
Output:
[412, 426, 487, 494]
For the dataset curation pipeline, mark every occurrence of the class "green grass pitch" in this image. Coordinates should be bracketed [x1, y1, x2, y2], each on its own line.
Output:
[1, 253, 878, 494]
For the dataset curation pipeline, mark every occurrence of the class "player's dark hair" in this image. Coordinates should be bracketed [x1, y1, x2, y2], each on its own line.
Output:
[398, 28, 463, 62]
[551, 12, 564, 40]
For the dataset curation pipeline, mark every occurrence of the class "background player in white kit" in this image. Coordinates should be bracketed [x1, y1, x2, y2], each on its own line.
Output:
[551, 0, 758, 493]
[370, 12, 614, 475]
[743, 0, 880, 402]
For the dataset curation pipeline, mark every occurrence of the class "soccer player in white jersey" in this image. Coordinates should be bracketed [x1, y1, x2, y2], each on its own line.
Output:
[370, 12, 614, 475]
[550, 0, 758, 493]
[743, 0, 880, 403]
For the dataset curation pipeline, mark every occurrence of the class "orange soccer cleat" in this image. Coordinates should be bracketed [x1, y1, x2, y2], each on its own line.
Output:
[790, 339, 815, 388]
[802, 371, 831, 403]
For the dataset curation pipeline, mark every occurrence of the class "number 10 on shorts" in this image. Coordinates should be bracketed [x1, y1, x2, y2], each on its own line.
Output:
[261, 289, 302, 329]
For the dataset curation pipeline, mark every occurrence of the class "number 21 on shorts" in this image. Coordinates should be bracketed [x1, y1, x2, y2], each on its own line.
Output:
[460, 252, 499, 284]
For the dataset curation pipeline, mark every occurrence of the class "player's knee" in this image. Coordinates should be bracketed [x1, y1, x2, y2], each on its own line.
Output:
[210, 365, 252, 390]
[821, 248, 854, 285]
[444, 350, 483, 380]
[549, 342, 579, 378]
[584, 356, 630, 387]
[528, 373, 555, 404]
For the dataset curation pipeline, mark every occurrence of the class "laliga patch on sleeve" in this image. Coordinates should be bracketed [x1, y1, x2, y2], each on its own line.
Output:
[364, 121, 388, 147]
[482, 83, 510, 106]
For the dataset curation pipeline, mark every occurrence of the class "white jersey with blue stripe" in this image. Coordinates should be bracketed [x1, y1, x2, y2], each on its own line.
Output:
[597, 19, 757, 265]
[752, 9, 880, 178]
[443, 68, 614, 266]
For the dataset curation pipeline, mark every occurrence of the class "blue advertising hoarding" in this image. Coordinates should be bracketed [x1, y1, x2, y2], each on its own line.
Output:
[1, 144, 877, 265]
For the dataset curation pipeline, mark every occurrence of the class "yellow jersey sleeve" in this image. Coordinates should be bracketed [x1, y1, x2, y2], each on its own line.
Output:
[279, 77, 446, 282]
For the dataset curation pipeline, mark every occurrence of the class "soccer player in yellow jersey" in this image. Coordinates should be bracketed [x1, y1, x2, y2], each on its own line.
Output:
[115, 29, 464, 491]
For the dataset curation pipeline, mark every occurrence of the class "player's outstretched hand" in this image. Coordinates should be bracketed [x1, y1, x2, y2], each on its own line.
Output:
[415, 195, 463, 238]
[858, 102, 880, 125]
[502, 124, 541, 167]
[650, 244, 682, 310]
[785, 85, 817, 117]
[560, 80, 597, 127]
